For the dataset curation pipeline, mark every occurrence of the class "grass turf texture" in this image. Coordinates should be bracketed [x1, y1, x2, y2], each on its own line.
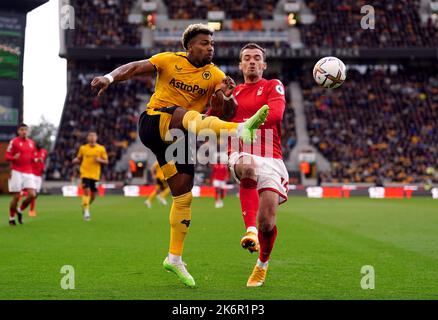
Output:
[1, 195, 438, 300]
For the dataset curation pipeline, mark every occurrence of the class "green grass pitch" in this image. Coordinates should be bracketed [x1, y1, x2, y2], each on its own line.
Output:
[1, 195, 438, 300]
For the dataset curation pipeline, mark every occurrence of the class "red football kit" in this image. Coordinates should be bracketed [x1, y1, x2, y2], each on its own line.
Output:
[227, 78, 288, 267]
[229, 78, 286, 159]
[32, 148, 48, 177]
[211, 163, 229, 181]
[5, 137, 36, 174]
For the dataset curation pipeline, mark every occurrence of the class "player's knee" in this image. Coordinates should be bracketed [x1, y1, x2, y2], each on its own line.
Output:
[240, 164, 257, 180]
[28, 190, 37, 199]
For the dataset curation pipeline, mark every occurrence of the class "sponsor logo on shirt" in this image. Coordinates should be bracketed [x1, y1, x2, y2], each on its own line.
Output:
[169, 78, 208, 95]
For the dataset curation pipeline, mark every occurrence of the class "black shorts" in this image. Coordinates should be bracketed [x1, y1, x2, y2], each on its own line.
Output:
[82, 178, 98, 192]
[138, 107, 194, 179]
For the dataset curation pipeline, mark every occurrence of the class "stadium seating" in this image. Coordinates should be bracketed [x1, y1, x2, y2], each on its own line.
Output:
[52, 0, 437, 186]
[47, 65, 153, 181]
[302, 66, 438, 183]
[302, 0, 438, 48]
[70, 0, 142, 47]
[163, 0, 279, 20]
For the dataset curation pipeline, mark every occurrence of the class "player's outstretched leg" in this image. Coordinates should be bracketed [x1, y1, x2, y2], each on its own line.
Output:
[235, 156, 260, 253]
[180, 105, 269, 143]
[163, 174, 195, 287]
[238, 104, 269, 144]
[247, 191, 278, 287]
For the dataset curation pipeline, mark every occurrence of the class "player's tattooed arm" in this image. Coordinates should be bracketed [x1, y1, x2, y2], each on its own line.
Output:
[91, 60, 155, 97]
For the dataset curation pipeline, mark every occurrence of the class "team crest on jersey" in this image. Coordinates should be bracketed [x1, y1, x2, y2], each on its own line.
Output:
[257, 86, 264, 96]
[276, 84, 285, 95]
[202, 71, 211, 80]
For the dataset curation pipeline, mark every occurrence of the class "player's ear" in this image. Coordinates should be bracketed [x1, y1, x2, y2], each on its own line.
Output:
[239, 61, 243, 71]
[263, 62, 267, 70]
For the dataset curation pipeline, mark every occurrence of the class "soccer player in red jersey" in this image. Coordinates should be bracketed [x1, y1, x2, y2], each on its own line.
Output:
[210, 154, 229, 208]
[214, 43, 289, 286]
[29, 142, 48, 217]
[5, 124, 37, 226]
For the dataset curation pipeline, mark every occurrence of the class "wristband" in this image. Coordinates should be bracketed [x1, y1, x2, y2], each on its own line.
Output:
[104, 74, 114, 83]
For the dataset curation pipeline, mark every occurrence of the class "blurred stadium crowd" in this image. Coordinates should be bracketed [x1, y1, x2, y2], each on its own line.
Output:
[302, 0, 438, 48]
[303, 66, 438, 183]
[50, 0, 438, 185]
[48, 63, 153, 181]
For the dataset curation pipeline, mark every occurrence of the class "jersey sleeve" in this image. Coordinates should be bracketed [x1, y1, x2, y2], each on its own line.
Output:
[77, 146, 83, 158]
[268, 79, 286, 103]
[100, 146, 108, 160]
[5, 140, 15, 161]
[266, 80, 286, 123]
[148, 52, 172, 72]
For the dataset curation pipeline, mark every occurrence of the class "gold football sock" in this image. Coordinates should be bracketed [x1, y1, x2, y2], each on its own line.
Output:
[168, 191, 193, 256]
[161, 187, 170, 198]
[182, 110, 238, 135]
[148, 189, 158, 202]
[82, 195, 90, 209]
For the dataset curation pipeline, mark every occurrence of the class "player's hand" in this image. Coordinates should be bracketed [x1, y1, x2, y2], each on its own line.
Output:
[13, 153, 20, 160]
[220, 76, 236, 98]
[72, 157, 80, 164]
[91, 76, 111, 97]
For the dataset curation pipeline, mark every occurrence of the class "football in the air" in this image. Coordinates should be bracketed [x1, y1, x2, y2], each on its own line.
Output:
[313, 56, 346, 89]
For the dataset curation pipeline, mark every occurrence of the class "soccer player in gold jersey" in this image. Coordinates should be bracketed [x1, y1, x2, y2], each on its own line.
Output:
[145, 160, 170, 208]
[72, 132, 108, 221]
[90, 24, 269, 287]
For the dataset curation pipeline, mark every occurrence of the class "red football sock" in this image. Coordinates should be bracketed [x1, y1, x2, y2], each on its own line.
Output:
[258, 225, 278, 263]
[20, 202, 29, 211]
[221, 189, 226, 199]
[215, 190, 219, 201]
[30, 198, 36, 211]
[239, 178, 258, 230]
[9, 208, 16, 220]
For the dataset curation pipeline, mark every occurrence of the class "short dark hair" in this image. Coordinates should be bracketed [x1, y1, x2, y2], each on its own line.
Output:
[18, 123, 28, 128]
[182, 23, 214, 50]
[239, 43, 266, 61]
